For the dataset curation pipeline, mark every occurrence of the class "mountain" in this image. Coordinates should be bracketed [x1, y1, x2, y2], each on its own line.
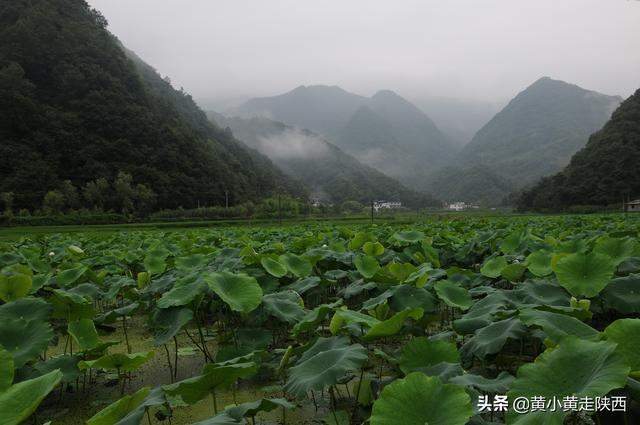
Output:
[412, 96, 502, 148]
[425, 165, 515, 205]
[0, 0, 303, 211]
[236, 85, 367, 137]
[517, 88, 640, 210]
[461, 77, 622, 186]
[208, 112, 439, 207]
[235, 85, 456, 191]
[423, 77, 623, 205]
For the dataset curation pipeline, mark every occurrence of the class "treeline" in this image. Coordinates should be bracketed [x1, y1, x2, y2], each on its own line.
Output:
[0, 172, 156, 218]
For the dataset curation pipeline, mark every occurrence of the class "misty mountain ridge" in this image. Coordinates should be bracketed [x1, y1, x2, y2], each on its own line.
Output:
[424, 76, 622, 205]
[517, 86, 640, 210]
[234, 84, 456, 192]
[208, 112, 438, 207]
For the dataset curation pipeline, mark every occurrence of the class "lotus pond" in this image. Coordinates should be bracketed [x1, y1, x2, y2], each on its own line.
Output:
[1, 214, 640, 425]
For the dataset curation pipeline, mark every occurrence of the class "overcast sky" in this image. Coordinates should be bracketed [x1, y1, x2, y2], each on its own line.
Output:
[88, 0, 640, 105]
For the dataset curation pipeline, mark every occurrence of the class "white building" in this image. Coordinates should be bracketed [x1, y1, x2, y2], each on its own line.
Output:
[373, 201, 402, 211]
[625, 199, 640, 212]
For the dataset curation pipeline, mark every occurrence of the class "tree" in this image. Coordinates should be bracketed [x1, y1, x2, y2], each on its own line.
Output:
[59, 180, 80, 210]
[114, 172, 135, 213]
[0, 192, 14, 216]
[83, 178, 110, 210]
[133, 183, 157, 217]
[43, 190, 65, 214]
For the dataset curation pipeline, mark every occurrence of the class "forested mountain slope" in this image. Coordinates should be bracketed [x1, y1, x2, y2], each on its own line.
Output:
[209, 112, 439, 206]
[424, 77, 621, 205]
[461, 77, 622, 186]
[517, 88, 640, 210]
[236, 85, 456, 191]
[0, 0, 303, 211]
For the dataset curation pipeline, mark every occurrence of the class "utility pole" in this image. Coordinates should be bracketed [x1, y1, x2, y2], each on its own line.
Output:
[225, 190, 229, 209]
[370, 200, 374, 225]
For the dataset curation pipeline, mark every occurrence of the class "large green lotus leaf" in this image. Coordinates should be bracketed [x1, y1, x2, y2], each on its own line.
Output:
[68, 319, 101, 351]
[449, 371, 515, 393]
[389, 284, 439, 313]
[175, 254, 207, 271]
[349, 231, 376, 250]
[370, 373, 472, 425]
[56, 264, 88, 287]
[205, 272, 263, 314]
[363, 241, 385, 257]
[435, 280, 473, 310]
[363, 308, 424, 341]
[499, 229, 530, 255]
[0, 318, 53, 368]
[157, 278, 207, 308]
[32, 355, 81, 383]
[601, 275, 640, 314]
[507, 337, 630, 424]
[262, 290, 306, 324]
[81, 351, 154, 372]
[87, 386, 150, 425]
[398, 337, 460, 375]
[286, 276, 321, 294]
[0, 273, 31, 302]
[361, 290, 394, 311]
[501, 263, 527, 282]
[0, 347, 13, 392]
[389, 230, 424, 244]
[296, 336, 352, 364]
[292, 300, 342, 336]
[329, 309, 379, 335]
[0, 297, 51, 323]
[164, 362, 257, 405]
[284, 341, 367, 398]
[594, 236, 637, 266]
[279, 253, 312, 278]
[354, 255, 380, 279]
[604, 319, 640, 377]
[519, 308, 599, 345]
[151, 307, 193, 346]
[460, 318, 527, 363]
[525, 250, 553, 277]
[552, 252, 615, 298]
[0, 369, 62, 425]
[480, 256, 508, 278]
[49, 288, 95, 321]
[144, 250, 167, 275]
[260, 257, 288, 278]
[224, 397, 294, 420]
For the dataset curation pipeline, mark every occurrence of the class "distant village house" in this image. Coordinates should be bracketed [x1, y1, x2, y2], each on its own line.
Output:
[625, 199, 640, 212]
[373, 200, 402, 211]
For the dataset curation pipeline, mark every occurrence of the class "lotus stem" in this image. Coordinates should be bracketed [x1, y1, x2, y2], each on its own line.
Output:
[211, 390, 218, 414]
[163, 344, 174, 383]
[173, 336, 179, 380]
[122, 315, 131, 354]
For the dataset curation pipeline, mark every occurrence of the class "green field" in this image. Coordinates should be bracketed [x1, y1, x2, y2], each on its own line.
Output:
[1, 213, 639, 424]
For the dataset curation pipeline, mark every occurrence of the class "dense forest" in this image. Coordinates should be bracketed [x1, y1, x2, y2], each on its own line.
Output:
[517, 88, 640, 210]
[424, 78, 621, 205]
[0, 0, 303, 213]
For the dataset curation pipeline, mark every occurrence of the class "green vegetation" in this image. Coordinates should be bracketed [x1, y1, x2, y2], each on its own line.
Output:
[0, 0, 302, 213]
[1, 214, 639, 424]
[427, 77, 622, 204]
[518, 88, 640, 211]
[208, 113, 437, 206]
[235, 85, 455, 192]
